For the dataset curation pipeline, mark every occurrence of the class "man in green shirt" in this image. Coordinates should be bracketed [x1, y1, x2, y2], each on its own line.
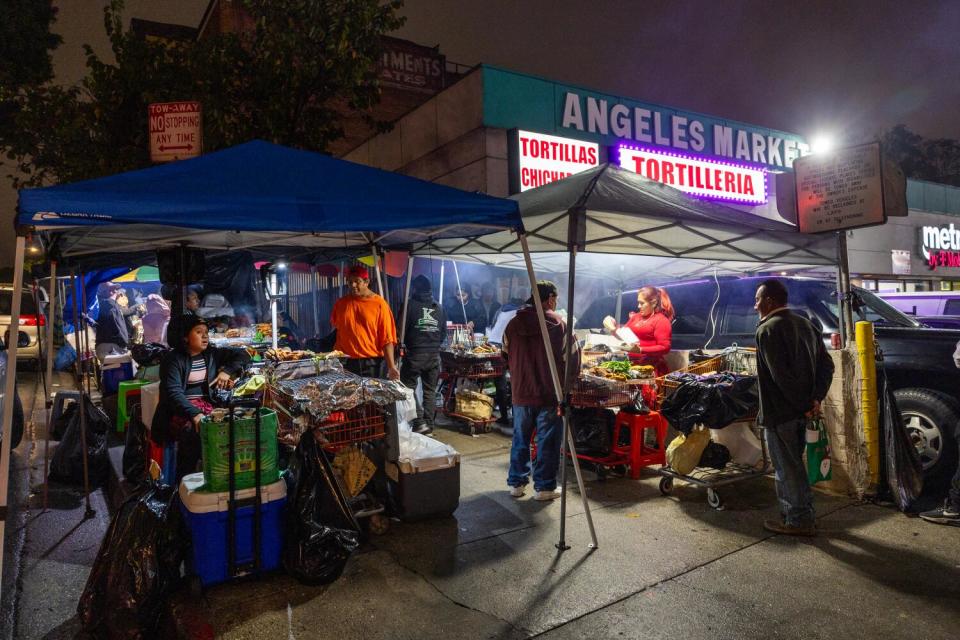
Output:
[754, 279, 834, 537]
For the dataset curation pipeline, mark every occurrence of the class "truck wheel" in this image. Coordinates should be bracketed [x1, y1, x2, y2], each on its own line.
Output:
[894, 388, 959, 483]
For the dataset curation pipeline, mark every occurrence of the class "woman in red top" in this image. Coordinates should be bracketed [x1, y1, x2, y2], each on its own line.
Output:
[622, 286, 674, 377]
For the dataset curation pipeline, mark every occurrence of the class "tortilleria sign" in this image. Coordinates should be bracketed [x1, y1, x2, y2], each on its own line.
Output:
[149, 101, 202, 162]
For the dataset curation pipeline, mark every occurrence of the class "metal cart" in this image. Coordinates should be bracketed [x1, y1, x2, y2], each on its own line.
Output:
[654, 347, 771, 510]
[438, 349, 507, 435]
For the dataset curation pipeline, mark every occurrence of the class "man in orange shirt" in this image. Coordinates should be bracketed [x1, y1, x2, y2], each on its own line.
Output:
[331, 265, 400, 379]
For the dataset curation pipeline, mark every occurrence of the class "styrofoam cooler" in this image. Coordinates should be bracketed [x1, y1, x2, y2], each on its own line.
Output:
[141, 381, 161, 427]
[178, 472, 287, 586]
[101, 352, 134, 395]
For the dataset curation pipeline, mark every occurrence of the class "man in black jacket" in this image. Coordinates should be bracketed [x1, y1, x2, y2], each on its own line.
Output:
[754, 279, 834, 536]
[94, 282, 129, 362]
[401, 276, 446, 435]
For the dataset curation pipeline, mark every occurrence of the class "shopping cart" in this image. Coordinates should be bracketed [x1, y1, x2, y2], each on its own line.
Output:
[438, 350, 507, 434]
[654, 347, 770, 510]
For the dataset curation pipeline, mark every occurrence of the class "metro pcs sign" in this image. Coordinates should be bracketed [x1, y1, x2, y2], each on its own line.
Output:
[509, 130, 599, 193]
[616, 144, 768, 205]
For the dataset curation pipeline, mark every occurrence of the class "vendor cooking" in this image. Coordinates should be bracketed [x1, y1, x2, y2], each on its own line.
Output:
[330, 265, 401, 380]
[151, 315, 250, 482]
[604, 286, 674, 377]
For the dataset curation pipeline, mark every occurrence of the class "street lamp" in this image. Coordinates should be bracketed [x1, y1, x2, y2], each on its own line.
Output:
[810, 134, 835, 155]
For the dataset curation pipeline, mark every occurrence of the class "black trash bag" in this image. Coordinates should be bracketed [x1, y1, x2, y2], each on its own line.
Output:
[660, 373, 758, 434]
[877, 366, 923, 511]
[123, 405, 148, 483]
[52, 399, 78, 441]
[78, 484, 189, 639]
[699, 441, 731, 469]
[283, 434, 360, 585]
[305, 330, 337, 353]
[49, 398, 111, 487]
[571, 408, 616, 456]
[131, 342, 170, 367]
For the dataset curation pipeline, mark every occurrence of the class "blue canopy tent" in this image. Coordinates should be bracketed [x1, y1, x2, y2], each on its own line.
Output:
[2, 141, 538, 588]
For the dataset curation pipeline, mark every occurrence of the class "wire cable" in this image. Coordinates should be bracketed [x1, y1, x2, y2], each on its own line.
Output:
[703, 268, 721, 350]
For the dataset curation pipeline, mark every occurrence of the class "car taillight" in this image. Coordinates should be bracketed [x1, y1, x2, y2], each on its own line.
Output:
[19, 315, 45, 327]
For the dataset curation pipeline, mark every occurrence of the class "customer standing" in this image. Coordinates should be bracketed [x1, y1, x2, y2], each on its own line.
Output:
[504, 281, 579, 501]
[754, 279, 834, 536]
[401, 275, 445, 435]
[94, 282, 129, 362]
[475, 282, 501, 335]
[919, 339, 960, 526]
[331, 265, 400, 379]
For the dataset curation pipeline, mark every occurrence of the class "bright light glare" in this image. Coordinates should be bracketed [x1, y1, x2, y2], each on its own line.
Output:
[810, 135, 835, 155]
[276, 261, 288, 270]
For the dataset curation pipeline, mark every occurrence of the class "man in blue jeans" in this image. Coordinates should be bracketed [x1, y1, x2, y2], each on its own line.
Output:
[754, 280, 835, 536]
[503, 281, 577, 501]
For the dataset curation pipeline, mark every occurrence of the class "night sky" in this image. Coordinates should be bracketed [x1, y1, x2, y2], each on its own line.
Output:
[394, 0, 960, 143]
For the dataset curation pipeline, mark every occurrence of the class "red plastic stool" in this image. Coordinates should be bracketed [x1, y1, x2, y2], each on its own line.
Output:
[612, 411, 668, 479]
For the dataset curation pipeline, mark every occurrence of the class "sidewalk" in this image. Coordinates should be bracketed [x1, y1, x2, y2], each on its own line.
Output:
[5, 378, 959, 639]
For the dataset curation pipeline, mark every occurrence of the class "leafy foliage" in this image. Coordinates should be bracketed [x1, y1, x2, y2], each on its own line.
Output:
[882, 124, 960, 187]
[1, 0, 404, 188]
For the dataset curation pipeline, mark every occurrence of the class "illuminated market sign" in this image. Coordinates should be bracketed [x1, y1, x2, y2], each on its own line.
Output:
[559, 90, 810, 171]
[920, 224, 960, 269]
[616, 144, 768, 205]
[509, 129, 599, 192]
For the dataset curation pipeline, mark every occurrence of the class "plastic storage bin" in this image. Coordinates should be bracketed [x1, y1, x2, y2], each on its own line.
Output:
[200, 409, 279, 492]
[386, 454, 460, 521]
[179, 472, 287, 586]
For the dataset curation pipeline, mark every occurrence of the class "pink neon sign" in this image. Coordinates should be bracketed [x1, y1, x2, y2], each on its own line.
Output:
[616, 144, 768, 205]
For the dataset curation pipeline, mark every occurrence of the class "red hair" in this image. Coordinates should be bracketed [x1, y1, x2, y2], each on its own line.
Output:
[639, 286, 674, 320]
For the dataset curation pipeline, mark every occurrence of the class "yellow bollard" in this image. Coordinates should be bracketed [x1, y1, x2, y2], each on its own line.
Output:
[855, 321, 880, 488]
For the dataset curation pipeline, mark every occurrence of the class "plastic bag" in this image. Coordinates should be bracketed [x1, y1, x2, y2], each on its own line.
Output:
[130, 342, 169, 367]
[78, 484, 188, 639]
[666, 427, 711, 475]
[54, 342, 77, 371]
[698, 441, 731, 469]
[123, 409, 148, 483]
[398, 429, 458, 464]
[660, 373, 758, 434]
[571, 408, 615, 456]
[49, 398, 110, 487]
[878, 366, 923, 510]
[283, 435, 360, 585]
[805, 417, 833, 485]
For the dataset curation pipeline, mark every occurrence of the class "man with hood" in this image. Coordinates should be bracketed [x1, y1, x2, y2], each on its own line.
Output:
[94, 281, 129, 362]
[400, 275, 446, 435]
[503, 281, 579, 501]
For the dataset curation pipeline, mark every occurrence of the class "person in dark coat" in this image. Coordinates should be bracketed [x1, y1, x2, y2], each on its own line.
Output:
[151, 315, 249, 481]
[754, 279, 834, 537]
[475, 282, 501, 335]
[503, 281, 580, 501]
[443, 287, 484, 330]
[401, 275, 446, 435]
[94, 282, 129, 362]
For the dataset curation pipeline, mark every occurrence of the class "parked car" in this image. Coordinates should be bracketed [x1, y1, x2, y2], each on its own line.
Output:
[915, 315, 960, 330]
[877, 290, 960, 317]
[0, 284, 49, 361]
[0, 341, 26, 449]
[579, 276, 960, 482]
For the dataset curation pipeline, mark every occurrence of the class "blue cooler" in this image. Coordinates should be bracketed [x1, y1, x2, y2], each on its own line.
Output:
[101, 353, 134, 395]
[178, 472, 287, 586]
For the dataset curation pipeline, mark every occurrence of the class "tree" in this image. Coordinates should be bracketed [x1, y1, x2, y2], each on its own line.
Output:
[1, 0, 404, 188]
[882, 124, 960, 187]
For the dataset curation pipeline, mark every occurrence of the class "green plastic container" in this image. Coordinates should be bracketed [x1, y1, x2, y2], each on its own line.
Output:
[200, 409, 279, 492]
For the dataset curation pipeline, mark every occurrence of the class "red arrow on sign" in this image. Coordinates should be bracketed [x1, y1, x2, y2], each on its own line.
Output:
[159, 144, 194, 151]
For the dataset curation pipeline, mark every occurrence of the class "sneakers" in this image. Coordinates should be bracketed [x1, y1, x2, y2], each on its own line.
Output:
[763, 519, 817, 537]
[414, 423, 433, 436]
[919, 500, 960, 526]
[534, 488, 562, 501]
[509, 485, 525, 498]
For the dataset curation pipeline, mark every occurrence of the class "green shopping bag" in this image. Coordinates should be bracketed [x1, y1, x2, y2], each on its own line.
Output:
[805, 417, 832, 485]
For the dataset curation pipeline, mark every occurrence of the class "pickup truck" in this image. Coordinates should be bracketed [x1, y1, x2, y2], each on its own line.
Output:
[578, 276, 960, 483]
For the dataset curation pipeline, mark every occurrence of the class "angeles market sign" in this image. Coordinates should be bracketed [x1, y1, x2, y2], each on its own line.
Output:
[509, 130, 599, 193]
[558, 90, 809, 171]
[920, 224, 960, 270]
[616, 144, 768, 205]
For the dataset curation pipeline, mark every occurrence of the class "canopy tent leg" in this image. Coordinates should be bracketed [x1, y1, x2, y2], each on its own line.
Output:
[0, 236, 27, 602]
[42, 261, 58, 510]
[438, 261, 445, 305]
[270, 271, 279, 350]
[338, 260, 345, 297]
[451, 260, 468, 329]
[399, 255, 415, 347]
[837, 232, 855, 346]
[71, 272, 94, 518]
[614, 265, 624, 324]
[371, 244, 388, 303]
[518, 233, 598, 551]
[311, 265, 320, 337]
